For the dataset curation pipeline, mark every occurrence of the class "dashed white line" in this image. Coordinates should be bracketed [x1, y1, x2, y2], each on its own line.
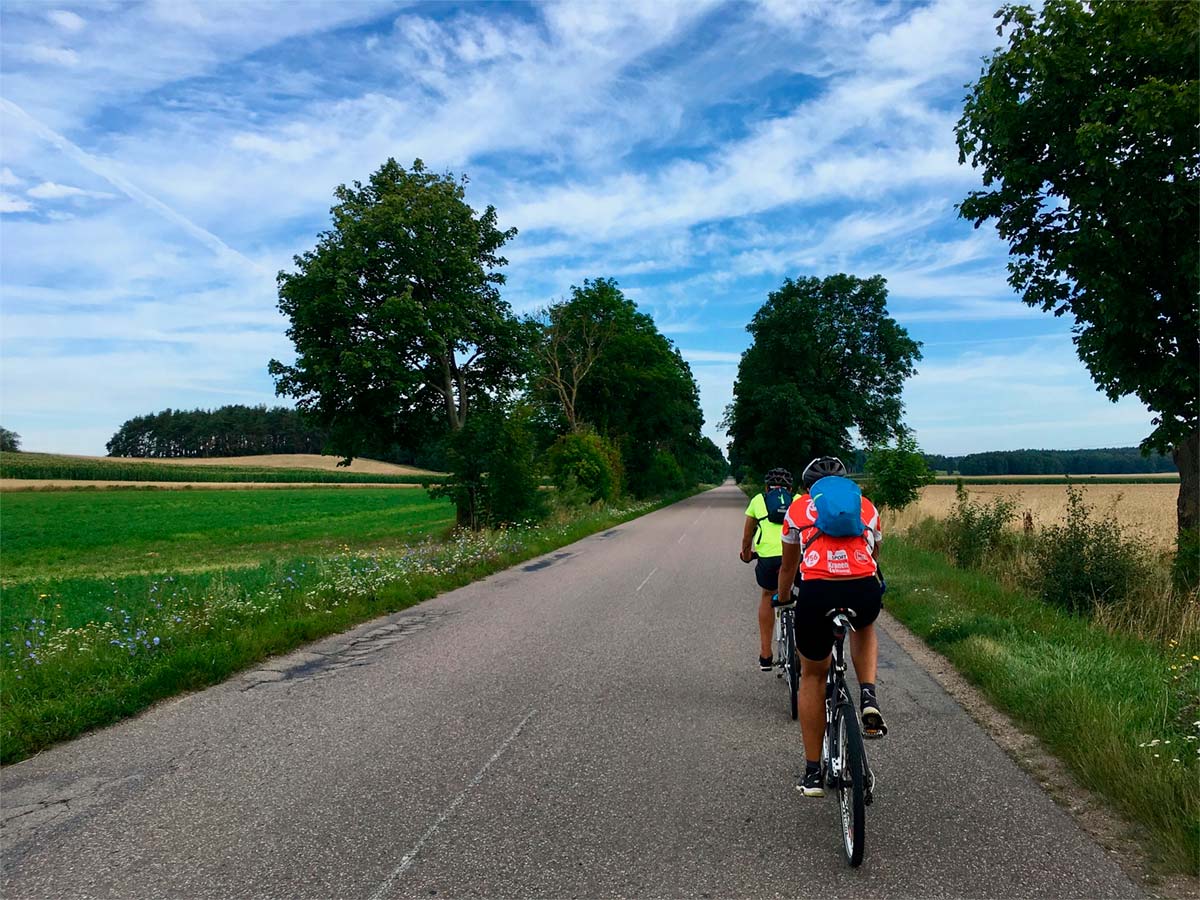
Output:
[636, 567, 658, 592]
[368, 708, 538, 900]
[677, 506, 711, 543]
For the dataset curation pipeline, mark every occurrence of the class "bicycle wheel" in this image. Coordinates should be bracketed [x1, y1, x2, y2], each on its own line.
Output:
[835, 702, 866, 867]
[784, 612, 799, 720]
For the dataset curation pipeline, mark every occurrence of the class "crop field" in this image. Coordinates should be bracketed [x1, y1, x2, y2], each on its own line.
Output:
[0, 452, 447, 486]
[932, 474, 1178, 484]
[0, 488, 456, 584]
[885, 482, 1179, 549]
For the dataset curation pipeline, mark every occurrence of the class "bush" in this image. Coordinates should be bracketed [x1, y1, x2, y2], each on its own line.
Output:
[1032, 486, 1151, 616]
[943, 481, 1019, 568]
[434, 408, 545, 528]
[0, 427, 20, 453]
[865, 434, 934, 510]
[642, 450, 686, 496]
[547, 431, 621, 503]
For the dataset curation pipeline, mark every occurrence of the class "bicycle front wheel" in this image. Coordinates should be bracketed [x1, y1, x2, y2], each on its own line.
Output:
[784, 613, 799, 720]
[836, 702, 866, 867]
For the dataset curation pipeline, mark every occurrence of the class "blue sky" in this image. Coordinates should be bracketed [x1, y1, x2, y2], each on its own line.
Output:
[0, 0, 1155, 457]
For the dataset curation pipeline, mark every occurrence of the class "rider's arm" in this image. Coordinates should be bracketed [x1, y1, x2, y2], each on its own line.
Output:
[777, 535, 801, 603]
[740, 516, 757, 562]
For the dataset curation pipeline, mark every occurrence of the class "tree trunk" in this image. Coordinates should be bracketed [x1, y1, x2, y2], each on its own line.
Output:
[1174, 426, 1199, 534]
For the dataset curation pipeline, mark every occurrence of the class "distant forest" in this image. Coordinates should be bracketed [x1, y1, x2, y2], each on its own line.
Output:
[923, 447, 1177, 475]
[106, 405, 326, 458]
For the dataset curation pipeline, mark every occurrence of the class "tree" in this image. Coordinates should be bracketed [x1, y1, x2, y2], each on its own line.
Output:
[955, 0, 1199, 533]
[533, 278, 707, 497]
[269, 159, 527, 484]
[0, 427, 20, 452]
[865, 434, 935, 511]
[723, 274, 922, 481]
[531, 279, 618, 432]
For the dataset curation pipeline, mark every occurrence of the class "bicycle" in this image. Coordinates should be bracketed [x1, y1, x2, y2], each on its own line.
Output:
[771, 592, 799, 720]
[820, 607, 875, 868]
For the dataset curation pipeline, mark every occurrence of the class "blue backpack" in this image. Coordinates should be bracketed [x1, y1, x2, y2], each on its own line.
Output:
[762, 486, 792, 525]
[808, 476, 865, 537]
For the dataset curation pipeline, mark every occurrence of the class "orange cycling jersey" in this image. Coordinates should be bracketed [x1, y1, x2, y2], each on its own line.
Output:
[781, 493, 881, 580]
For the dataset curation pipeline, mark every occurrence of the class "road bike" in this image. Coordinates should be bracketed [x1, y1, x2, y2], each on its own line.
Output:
[820, 607, 875, 868]
[772, 594, 799, 720]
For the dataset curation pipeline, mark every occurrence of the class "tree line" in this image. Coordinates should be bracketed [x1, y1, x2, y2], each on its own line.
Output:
[105, 406, 326, 458]
[925, 448, 1177, 476]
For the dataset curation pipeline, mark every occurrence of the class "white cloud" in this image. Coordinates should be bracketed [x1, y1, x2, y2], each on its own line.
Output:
[26, 181, 116, 200]
[23, 45, 80, 66]
[0, 193, 34, 213]
[47, 10, 86, 33]
[0, 168, 22, 187]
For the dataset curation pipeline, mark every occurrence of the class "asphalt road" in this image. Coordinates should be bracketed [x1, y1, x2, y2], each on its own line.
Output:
[1, 484, 1141, 899]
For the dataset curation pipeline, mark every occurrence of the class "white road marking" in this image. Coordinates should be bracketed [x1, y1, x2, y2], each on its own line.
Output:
[636, 567, 658, 592]
[368, 708, 538, 899]
[676, 505, 711, 543]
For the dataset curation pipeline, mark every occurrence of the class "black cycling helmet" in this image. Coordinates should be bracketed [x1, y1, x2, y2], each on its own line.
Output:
[801, 456, 846, 490]
[764, 467, 793, 490]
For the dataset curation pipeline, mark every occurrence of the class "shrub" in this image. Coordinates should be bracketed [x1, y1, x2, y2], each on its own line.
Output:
[547, 430, 621, 503]
[643, 450, 686, 495]
[0, 427, 20, 453]
[1032, 485, 1151, 616]
[943, 481, 1019, 568]
[865, 434, 934, 510]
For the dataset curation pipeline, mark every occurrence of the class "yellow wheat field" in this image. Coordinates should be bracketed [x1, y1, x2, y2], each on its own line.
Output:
[883, 483, 1179, 549]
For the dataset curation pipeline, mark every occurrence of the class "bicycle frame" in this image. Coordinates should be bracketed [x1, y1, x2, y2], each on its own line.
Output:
[823, 609, 874, 804]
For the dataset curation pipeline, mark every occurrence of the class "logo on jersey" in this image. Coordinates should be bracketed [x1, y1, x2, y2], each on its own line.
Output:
[854, 550, 870, 564]
[804, 550, 820, 567]
[827, 549, 848, 562]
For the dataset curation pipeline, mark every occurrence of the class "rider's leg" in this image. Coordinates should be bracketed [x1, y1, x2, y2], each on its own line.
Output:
[758, 589, 774, 659]
[799, 654, 831, 764]
[849, 623, 877, 684]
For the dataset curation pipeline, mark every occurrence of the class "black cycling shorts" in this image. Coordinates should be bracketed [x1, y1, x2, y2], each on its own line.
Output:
[793, 576, 883, 661]
[755, 555, 782, 591]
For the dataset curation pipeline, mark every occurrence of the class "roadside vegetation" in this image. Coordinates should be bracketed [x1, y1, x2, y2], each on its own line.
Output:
[0, 488, 699, 764]
[884, 533, 1198, 875]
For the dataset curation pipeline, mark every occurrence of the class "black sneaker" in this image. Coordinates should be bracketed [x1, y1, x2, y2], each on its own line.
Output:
[759, 655, 774, 672]
[797, 768, 825, 798]
[861, 696, 888, 739]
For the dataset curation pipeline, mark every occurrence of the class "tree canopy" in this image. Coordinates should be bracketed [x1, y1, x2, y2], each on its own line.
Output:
[723, 274, 921, 481]
[269, 158, 527, 464]
[955, 0, 1199, 529]
[531, 278, 708, 496]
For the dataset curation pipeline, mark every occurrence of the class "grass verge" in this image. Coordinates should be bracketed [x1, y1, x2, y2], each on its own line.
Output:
[883, 536, 1200, 875]
[0, 490, 701, 764]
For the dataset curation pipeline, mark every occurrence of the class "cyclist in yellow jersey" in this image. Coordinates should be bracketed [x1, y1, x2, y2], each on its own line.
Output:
[739, 467, 793, 671]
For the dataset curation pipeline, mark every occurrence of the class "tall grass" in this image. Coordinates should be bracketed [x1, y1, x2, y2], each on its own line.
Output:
[0, 451, 446, 485]
[884, 538, 1200, 875]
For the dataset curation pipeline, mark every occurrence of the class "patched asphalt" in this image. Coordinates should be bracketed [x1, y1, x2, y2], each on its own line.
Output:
[1, 484, 1142, 898]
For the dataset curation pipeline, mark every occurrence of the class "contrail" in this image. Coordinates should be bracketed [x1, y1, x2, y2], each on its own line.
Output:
[0, 97, 267, 274]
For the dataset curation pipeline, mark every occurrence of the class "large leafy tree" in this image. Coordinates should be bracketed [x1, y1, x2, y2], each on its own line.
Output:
[269, 158, 526, 469]
[955, 0, 1199, 532]
[531, 278, 707, 496]
[723, 274, 921, 481]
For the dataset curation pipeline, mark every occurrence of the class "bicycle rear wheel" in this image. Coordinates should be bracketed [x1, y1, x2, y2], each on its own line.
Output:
[835, 702, 866, 867]
[784, 613, 799, 720]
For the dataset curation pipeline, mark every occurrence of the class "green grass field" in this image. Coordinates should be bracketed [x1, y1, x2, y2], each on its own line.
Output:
[0, 451, 446, 485]
[0, 485, 680, 763]
[0, 488, 455, 583]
